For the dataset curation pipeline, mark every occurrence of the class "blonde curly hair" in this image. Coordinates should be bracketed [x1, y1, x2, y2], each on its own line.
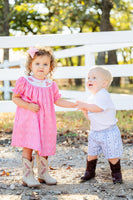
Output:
[25, 47, 56, 78]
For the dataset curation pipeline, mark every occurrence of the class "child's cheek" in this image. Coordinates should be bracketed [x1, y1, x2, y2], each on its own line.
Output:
[86, 81, 89, 87]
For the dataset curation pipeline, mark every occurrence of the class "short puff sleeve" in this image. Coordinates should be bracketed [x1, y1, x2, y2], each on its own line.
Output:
[12, 77, 26, 96]
[53, 81, 61, 103]
[94, 90, 113, 110]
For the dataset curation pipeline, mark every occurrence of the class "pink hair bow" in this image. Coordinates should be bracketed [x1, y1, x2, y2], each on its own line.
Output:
[27, 47, 39, 58]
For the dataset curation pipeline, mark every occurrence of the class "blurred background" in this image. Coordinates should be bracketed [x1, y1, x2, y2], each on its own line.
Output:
[0, 0, 133, 142]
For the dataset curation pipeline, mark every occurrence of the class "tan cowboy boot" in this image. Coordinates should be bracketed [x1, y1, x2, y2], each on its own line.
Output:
[22, 157, 40, 187]
[36, 154, 57, 185]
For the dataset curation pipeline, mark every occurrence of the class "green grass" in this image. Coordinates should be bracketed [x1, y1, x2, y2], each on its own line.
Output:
[0, 85, 132, 136]
[109, 84, 133, 94]
[58, 83, 133, 94]
[116, 110, 133, 134]
[56, 110, 133, 136]
[0, 110, 132, 136]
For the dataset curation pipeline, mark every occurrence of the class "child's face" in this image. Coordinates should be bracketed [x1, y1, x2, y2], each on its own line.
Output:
[30, 55, 51, 79]
[87, 69, 108, 94]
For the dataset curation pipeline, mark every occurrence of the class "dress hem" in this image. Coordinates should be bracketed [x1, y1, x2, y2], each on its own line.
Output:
[11, 144, 56, 156]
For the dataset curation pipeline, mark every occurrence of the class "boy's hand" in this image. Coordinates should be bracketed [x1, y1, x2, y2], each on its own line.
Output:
[76, 100, 103, 113]
[28, 103, 40, 113]
[80, 108, 88, 119]
[81, 108, 88, 114]
[76, 100, 86, 110]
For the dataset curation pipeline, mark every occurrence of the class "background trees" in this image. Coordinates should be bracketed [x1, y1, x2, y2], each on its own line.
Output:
[0, 0, 133, 85]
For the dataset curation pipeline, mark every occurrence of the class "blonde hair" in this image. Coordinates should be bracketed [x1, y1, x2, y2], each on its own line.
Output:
[89, 66, 113, 88]
[25, 47, 56, 77]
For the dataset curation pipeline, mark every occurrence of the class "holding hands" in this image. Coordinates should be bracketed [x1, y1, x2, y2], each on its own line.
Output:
[76, 100, 88, 110]
[76, 100, 88, 119]
[76, 100, 103, 113]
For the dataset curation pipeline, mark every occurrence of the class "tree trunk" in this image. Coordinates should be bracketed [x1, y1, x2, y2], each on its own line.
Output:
[75, 56, 82, 86]
[97, 52, 106, 65]
[97, 0, 113, 65]
[69, 57, 73, 66]
[3, 0, 10, 60]
[96, 0, 120, 86]
[108, 50, 120, 86]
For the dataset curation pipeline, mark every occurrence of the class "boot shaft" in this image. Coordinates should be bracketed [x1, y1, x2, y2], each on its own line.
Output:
[109, 159, 123, 184]
[81, 159, 97, 181]
[22, 157, 34, 176]
[22, 157, 40, 187]
[86, 159, 97, 172]
[109, 159, 121, 173]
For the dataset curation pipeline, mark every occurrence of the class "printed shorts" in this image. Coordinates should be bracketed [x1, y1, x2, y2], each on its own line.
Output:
[88, 125, 123, 159]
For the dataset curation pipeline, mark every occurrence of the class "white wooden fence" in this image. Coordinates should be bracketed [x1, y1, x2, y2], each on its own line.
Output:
[0, 59, 25, 99]
[0, 30, 133, 112]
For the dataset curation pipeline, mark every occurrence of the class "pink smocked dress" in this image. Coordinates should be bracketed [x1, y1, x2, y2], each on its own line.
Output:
[11, 76, 61, 156]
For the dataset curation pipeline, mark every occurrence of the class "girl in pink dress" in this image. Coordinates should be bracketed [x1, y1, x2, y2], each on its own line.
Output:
[11, 47, 77, 187]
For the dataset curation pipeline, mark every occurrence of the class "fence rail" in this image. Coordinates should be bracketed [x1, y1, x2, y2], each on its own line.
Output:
[0, 31, 133, 48]
[0, 30, 133, 112]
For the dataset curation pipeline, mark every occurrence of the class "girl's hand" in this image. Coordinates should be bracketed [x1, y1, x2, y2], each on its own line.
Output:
[28, 103, 40, 113]
[71, 102, 78, 108]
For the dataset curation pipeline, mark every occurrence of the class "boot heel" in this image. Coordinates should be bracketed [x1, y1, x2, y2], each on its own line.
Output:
[22, 182, 27, 187]
[38, 178, 45, 183]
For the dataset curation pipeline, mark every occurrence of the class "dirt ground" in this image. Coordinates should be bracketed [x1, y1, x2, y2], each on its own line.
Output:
[0, 132, 133, 200]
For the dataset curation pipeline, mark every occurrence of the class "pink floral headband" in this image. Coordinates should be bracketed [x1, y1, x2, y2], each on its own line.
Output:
[27, 47, 39, 58]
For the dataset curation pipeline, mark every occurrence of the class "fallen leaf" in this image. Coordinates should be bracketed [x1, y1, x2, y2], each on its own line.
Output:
[3, 171, 6, 175]
[49, 166, 55, 170]
[67, 166, 71, 170]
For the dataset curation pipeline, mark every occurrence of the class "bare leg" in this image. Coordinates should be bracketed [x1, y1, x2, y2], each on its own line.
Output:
[22, 147, 33, 161]
[108, 158, 119, 164]
[88, 155, 98, 161]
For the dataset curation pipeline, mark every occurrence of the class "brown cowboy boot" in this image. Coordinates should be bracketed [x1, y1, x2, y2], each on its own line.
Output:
[109, 159, 123, 184]
[81, 159, 97, 182]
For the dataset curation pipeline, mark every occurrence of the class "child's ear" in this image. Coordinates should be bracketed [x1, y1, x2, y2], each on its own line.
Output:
[103, 80, 108, 88]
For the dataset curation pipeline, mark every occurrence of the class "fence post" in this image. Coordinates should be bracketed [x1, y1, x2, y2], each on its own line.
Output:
[3, 60, 10, 100]
[85, 52, 95, 93]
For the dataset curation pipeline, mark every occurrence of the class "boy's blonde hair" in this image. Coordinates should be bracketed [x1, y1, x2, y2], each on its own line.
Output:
[26, 47, 56, 77]
[89, 66, 113, 88]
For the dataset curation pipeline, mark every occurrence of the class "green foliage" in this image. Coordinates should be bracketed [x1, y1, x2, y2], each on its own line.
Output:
[116, 110, 133, 134]
[1, 0, 133, 37]
[1, 0, 133, 65]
